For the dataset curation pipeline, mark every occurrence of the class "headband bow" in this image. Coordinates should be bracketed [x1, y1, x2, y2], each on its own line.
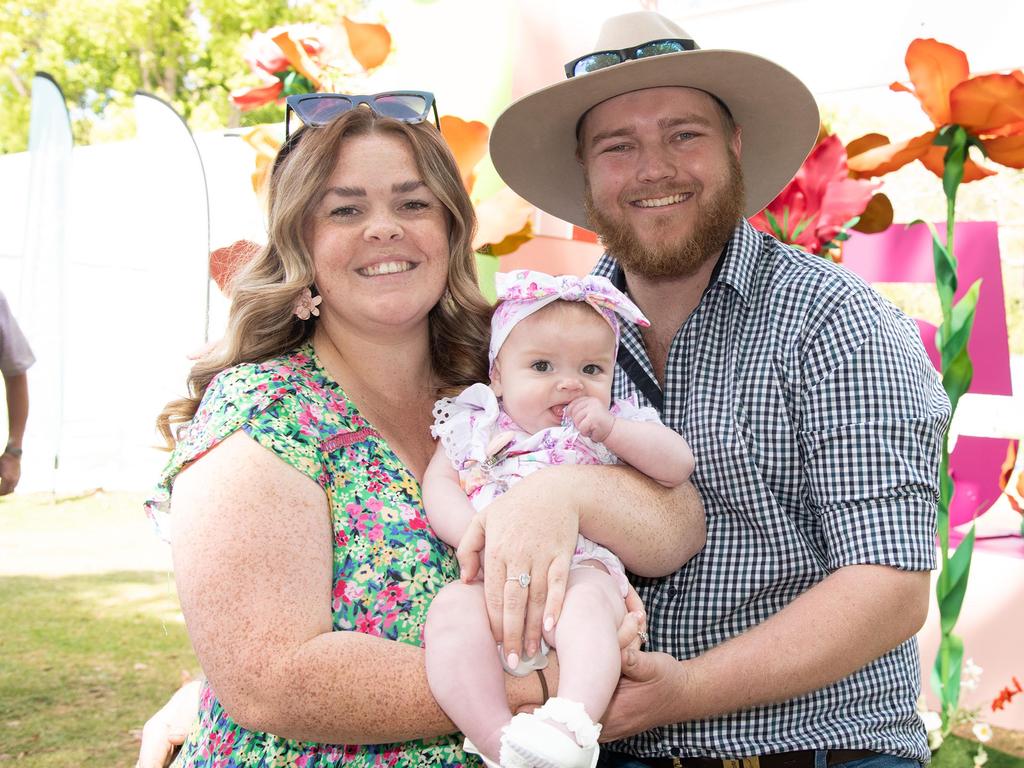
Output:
[488, 270, 650, 370]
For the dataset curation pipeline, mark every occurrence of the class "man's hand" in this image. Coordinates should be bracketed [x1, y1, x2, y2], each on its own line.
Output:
[566, 397, 615, 442]
[457, 471, 578, 675]
[600, 649, 686, 742]
[0, 452, 21, 496]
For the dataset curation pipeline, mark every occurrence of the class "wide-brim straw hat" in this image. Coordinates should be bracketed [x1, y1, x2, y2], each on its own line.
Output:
[489, 11, 821, 227]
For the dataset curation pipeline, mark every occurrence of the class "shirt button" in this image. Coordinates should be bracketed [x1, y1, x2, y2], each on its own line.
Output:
[666, 586, 679, 597]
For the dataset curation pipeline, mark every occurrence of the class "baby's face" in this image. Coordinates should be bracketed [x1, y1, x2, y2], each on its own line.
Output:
[491, 302, 615, 434]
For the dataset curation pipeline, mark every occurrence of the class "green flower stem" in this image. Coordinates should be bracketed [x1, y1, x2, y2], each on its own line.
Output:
[925, 125, 982, 730]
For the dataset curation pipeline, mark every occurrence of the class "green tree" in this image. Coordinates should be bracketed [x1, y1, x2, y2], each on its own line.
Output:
[0, 0, 359, 153]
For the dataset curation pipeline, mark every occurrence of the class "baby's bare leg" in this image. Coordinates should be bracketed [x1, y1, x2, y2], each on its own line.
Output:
[545, 564, 627, 724]
[425, 581, 511, 762]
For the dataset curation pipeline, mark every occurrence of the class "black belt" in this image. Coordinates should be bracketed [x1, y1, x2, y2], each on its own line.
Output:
[631, 749, 878, 768]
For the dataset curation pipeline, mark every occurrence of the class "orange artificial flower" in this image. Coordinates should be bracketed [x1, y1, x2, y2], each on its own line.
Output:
[341, 17, 391, 71]
[439, 116, 489, 194]
[438, 116, 534, 254]
[209, 240, 262, 294]
[847, 39, 1024, 180]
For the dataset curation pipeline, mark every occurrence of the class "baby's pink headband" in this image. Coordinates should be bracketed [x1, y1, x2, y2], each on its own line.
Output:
[488, 270, 650, 369]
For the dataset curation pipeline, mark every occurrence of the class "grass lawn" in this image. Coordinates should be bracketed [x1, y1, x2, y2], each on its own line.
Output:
[1, 491, 1021, 767]
[0, 491, 198, 767]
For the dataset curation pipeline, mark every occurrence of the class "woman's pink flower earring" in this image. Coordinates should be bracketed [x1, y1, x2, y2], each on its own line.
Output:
[293, 287, 322, 320]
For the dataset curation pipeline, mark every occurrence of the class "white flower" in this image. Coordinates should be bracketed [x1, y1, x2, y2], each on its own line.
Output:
[928, 730, 944, 752]
[963, 657, 984, 690]
[921, 710, 943, 733]
[973, 722, 993, 743]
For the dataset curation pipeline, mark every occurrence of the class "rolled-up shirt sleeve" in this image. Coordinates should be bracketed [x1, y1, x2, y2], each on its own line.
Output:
[796, 288, 950, 572]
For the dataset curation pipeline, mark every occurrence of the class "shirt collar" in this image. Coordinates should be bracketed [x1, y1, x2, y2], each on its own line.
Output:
[592, 218, 762, 306]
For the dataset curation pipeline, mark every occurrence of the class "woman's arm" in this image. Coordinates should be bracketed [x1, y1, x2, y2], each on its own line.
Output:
[170, 431, 544, 745]
[421, 442, 478, 549]
[457, 464, 704, 682]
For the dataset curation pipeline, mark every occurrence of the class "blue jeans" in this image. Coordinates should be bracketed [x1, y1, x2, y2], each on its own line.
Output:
[598, 751, 922, 768]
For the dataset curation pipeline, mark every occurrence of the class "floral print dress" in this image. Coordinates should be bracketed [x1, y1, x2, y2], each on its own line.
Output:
[145, 344, 470, 768]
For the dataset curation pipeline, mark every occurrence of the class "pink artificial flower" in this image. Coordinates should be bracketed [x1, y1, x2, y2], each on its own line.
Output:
[244, 23, 327, 74]
[749, 135, 881, 257]
[293, 287, 322, 320]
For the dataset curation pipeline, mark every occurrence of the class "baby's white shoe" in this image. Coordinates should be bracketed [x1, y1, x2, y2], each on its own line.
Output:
[500, 697, 601, 768]
[463, 736, 529, 768]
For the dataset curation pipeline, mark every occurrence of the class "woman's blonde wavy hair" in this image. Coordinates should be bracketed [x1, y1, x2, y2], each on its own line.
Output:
[157, 108, 492, 448]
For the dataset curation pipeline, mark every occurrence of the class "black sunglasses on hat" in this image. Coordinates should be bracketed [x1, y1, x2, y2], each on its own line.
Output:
[564, 37, 698, 79]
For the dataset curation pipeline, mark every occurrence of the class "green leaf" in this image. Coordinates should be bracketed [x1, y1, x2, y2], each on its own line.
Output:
[939, 280, 981, 377]
[762, 209, 788, 241]
[938, 448, 953, 545]
[790, 216, 815, 240]
[937, 527, 976, 635]
[910, 219, 958, 322]
[932, 632, 965, 725]
[933, 125, 957, 147]
[966, 132, 988, 158]
[942, 347, 975, 414]
[940, 126, 969, 204]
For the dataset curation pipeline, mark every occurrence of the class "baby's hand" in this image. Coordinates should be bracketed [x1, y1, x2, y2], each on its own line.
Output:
[566, 396, 615, 443]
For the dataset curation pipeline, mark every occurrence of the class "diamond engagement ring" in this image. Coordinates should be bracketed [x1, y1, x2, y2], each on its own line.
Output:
[506, 573, 531, 588]
[638, 629, 649, 646]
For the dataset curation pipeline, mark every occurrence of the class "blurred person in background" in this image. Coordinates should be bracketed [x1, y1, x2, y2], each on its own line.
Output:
[0, 289, 34, 495]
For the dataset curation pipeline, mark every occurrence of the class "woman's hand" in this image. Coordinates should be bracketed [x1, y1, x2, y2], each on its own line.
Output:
[136, 679, 202, 768]
[456, 470, 579, 674]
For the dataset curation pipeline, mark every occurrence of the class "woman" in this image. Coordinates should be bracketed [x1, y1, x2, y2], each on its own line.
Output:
[141, 95, 703, 768]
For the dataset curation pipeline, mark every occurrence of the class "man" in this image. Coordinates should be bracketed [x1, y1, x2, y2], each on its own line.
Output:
[489, 10, 948, 768]
[0, 289, 34, 495]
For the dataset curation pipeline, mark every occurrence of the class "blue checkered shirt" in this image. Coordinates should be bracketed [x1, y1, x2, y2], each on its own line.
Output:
[593, 220, 948, 761]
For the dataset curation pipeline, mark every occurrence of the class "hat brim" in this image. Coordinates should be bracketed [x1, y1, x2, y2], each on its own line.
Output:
[490, 49, 820, 227]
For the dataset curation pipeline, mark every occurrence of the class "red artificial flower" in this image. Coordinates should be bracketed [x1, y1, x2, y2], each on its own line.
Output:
[991, 676, 1023, 711]
[228, 73, 283, 111]
[749, 134, 883, 258]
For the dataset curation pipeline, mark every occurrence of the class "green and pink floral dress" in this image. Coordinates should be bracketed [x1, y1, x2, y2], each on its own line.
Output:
[145, 343, 470, 768]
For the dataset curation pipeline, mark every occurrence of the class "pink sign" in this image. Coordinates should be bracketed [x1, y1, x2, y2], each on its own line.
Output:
[844, 223, 1018, 547]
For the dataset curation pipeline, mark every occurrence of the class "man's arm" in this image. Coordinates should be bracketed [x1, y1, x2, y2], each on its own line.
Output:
[601, 564, 929, 740]
[0, 371, 28, 495]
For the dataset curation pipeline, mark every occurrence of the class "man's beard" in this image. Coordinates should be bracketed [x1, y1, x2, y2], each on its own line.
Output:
[583, 150, 745, 279]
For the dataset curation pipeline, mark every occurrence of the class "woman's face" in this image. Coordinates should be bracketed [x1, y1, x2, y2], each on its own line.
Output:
[307, 131, 451, 338]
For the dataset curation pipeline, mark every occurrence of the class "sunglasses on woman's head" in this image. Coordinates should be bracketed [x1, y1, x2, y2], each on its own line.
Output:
[564, 38, 698, 78]
[284, 91, 440, 141]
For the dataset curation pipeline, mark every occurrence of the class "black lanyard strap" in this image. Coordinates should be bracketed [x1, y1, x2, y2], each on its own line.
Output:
[617, 343, 663, 414]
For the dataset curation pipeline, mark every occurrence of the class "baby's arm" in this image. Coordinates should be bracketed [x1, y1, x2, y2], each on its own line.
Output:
[421, 441, 479, 549]
[566, 396, 694, 488]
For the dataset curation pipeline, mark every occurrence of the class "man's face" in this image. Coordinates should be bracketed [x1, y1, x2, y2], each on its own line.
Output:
[579, 87, 745, 279]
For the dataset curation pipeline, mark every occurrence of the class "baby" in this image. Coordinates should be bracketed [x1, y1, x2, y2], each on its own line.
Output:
[422, 270, 694, 768]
